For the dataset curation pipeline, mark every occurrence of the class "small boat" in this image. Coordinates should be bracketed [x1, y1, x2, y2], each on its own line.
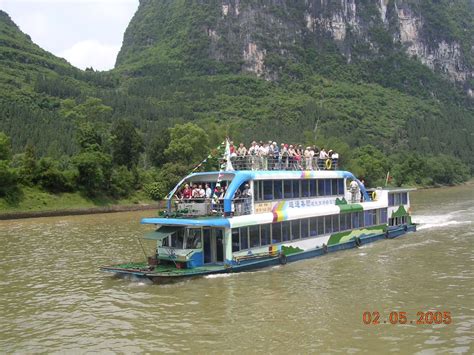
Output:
[101, 143, 416, 283]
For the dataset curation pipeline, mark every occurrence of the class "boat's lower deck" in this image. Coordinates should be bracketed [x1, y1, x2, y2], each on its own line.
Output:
[101, 224, 416, 282]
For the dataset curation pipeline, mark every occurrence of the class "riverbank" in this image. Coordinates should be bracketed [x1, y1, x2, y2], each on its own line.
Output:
[0, 187, 162, 220]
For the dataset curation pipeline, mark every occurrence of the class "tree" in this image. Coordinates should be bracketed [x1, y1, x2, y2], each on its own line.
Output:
[18, 143, 38, 186]
[73, 150, 112, 195]
[148, 129, 170, 168]
[164, 123, 209, 165]
[111, 119, 144, 169]
[0, 132, 12, 161]
[348, 145, 389, 187]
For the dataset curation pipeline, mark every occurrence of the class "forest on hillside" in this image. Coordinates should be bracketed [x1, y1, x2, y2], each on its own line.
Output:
[0, 1, 472, 209]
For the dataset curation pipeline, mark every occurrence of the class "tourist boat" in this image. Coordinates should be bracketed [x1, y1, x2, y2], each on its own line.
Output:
[101, 145, 416, 283]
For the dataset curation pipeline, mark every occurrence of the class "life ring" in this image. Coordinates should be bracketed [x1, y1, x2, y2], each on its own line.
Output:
[322, 243, 328, 253]
[371, 191, 377, 201]
[279, 253, 288, 265]
[325, 159, 332, 170]
[354, 237, 361, 247]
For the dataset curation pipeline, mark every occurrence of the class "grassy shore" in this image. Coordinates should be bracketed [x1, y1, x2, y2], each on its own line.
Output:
[0, 187, 156, 218]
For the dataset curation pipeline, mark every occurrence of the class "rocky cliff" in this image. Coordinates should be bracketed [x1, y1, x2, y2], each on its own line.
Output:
[117, 0, 472, 93]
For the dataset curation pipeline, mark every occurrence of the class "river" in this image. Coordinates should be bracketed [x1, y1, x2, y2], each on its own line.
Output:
[1, 183, 473, 353]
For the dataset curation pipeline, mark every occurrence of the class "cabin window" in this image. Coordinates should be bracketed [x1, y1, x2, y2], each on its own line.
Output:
[402, 193, 408, 204]
[240, 227, 249, 250]
[372, 210, 378, 225]
[351, 212, 359, 229]
[388, 194, 395, 206]
[301, 218, 309, 239]
[331, 179, 338, 196]
[232, 229, 240, 252]
[301, 180, 310, 198]
[332, 215, 340, 232]
[254, 181, 261, 202]
[394, 193, 401, 206]
[170, 229, 185, 248]
[309, 217, 318, 237]
[284, 180, 293, 199]
[274, 180, 283, 199]
[338, 179, 345, 195]
[272, 222, 282, 243]
[291, 220, 300, 240]
[318, 179, 324, 196]
[293, 180, 300, 198]
[162, 236, 170, 247]
[324, 215, 332, 234]
[317, 216, 325, 235]
[340, 213, 348, 231]
[324, 179, 332, 196]
[310, 179, 318, 196]
[249, 225, 260, 248]
[263, 180, 273, 200]
[186, 228, 202, 249]
[260, 224, 271, 246]
[282, 221, 291, 241]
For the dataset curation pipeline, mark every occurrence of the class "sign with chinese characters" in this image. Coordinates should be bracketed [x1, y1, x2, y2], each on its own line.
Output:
[254, 198, 337, 213]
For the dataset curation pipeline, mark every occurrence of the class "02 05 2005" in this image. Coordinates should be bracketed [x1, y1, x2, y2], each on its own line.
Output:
[362, 311, 452, 325]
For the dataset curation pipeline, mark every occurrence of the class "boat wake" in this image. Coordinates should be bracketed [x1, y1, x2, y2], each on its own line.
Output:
[413, 210, 472, 231]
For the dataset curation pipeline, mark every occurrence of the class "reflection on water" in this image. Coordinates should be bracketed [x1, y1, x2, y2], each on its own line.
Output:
[0, 184, 473, 353]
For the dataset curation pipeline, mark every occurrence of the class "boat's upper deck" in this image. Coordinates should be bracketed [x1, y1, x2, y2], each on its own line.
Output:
[164, 169, 370, 218]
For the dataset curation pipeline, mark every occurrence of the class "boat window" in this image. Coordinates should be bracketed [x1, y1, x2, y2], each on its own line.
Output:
[284, 180, 293, 199]
[282, 221, 291, 241]
[394, 193, 401, 206]
[324, 179, 332, 196]
[272, 222, 282, 243]
[170, 229, 185, 248]
[359, 211, 365, 228]
[324, 215, 332, 234]
[301, 218, 309, 239]
[263, 180, 273, 200]
[338, 179, 345, 195]
[364, 211, 371, 227]
[317, 216, 325, 235]
[388, 194, 394, 206]
[332, 215, 340, 233]
[254, 181, 262, 202]
[293, 180, 300, 198]
[232, 228, 240, 252]
[240, 227, 249, 250]
[310, 217, 318, 237]
[260, 224, 271, 246]
[318, 179, 324, 196]
[351, 212, 359, 229]
[310, 179, 317, 197]
[186, 228, 202, 249]
[274, 180, 283, 199]
[381, 209, 388, 224]
[340, 213, 348, 230]
[290, 220, 300, 240]
[402, 193, 408, 204]
[162, 236, 170, 247]
[301, 180, 310, 198]
[331, 179, 338, 196]
[249, 225, 260, 248]
[372, 210, 378, 225]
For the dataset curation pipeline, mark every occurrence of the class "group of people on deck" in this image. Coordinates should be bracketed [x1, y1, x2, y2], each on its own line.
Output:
[175, 182, 252, 203]
[228, 140, 339, 171]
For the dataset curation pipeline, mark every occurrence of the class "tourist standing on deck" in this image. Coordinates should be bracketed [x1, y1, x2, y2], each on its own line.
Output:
[273, 142, 280, 170]
[349, 179, 359, 203]
[304, 147, 312, 170]
[248, 141, 259, 170]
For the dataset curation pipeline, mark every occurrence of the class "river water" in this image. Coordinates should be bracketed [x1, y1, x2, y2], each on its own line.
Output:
[1, 184, 473, 353]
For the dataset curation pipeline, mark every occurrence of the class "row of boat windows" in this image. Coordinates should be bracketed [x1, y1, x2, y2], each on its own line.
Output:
[254, 178, 345, 202]
[231, 209, 388, 252]
[389, 192, 408, 206]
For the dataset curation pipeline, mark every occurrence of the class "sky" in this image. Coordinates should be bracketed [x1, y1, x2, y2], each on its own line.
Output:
[0, 0, 139, 71]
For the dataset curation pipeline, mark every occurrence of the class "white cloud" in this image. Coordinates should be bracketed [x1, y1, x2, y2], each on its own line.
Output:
[0, 0, 139, 70]
[59, 40, 120, 71]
